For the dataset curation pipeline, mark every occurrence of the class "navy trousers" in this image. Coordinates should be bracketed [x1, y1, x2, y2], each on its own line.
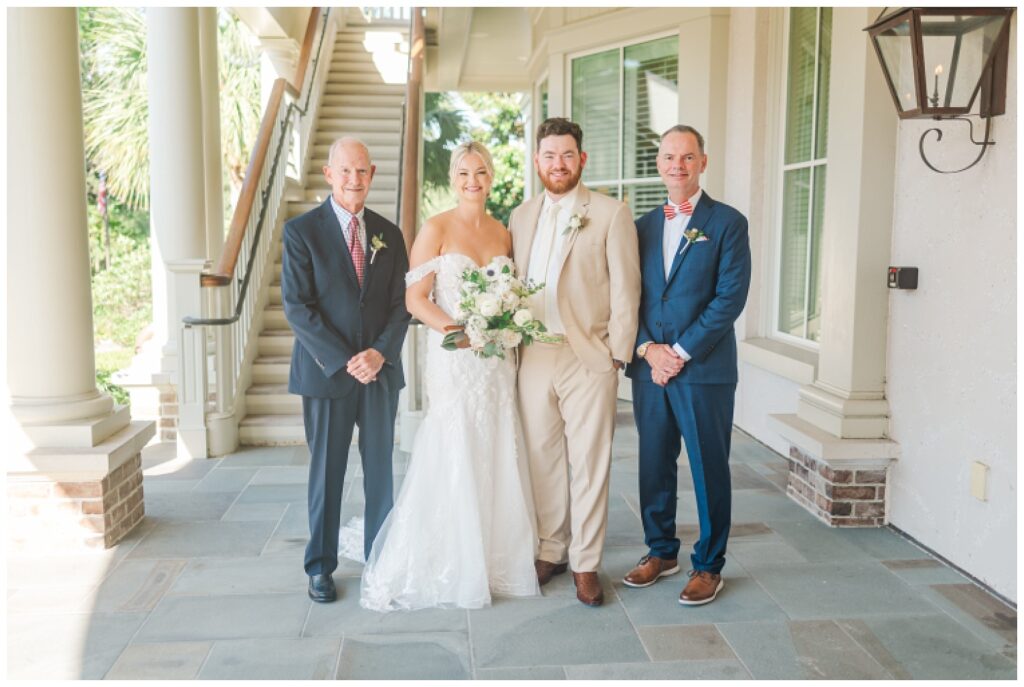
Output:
[632, 379, 735, 574]
[303, 380, 399, 575]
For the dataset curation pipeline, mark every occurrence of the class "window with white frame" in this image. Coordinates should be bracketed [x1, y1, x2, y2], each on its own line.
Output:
[776, 7, 831, 343]
[570, 35, 678, 215]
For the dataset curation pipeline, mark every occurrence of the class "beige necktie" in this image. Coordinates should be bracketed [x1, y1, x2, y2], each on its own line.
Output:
[531, 203, 561, 324]
[539, 203, 561, 323]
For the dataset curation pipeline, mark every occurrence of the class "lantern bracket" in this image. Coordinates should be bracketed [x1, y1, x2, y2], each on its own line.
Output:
[918, 115, 994, 174]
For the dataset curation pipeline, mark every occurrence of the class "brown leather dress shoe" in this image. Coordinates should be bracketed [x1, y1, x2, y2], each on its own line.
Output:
[535, 559, 568, 586]
[572, 571, 604, 606]
[678, 570, 724, 606]
[622, 555, 681, 588]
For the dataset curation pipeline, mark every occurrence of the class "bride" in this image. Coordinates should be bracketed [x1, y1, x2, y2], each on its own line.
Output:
[358, 141, 541, 610]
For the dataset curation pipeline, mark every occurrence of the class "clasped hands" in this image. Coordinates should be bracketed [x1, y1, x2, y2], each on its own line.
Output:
[645, 344, 685, 387]
[347, 348, 384, 385]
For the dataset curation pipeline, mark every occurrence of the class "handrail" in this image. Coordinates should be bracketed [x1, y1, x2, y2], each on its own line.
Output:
[192, 6, 330, 301]
[399, 7, 424, 253]
[393, 8, 414, 234]
[203, 7, 328, 288]
[203, 79, 286, 288]
[288, 8, 322, 100]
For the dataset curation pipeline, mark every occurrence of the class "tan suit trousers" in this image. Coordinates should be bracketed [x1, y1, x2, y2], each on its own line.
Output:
[518, 341, 619, 572]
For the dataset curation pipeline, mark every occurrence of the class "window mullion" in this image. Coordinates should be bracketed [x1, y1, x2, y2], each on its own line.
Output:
[618, 44, 625, 200]
[802, 9, 822, 340]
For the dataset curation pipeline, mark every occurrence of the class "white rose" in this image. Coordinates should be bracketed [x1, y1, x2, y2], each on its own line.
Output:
[467, 314, 487, 334]
[500, 329, 523, 348]
[513, 309, 533, 327]
[475, 293, 501, 317]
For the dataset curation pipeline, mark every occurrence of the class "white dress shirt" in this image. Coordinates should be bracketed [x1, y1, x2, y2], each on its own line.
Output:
[660, 188, 703, 362]
[329, 195, 366, 250]
[526, 184, 582, 336]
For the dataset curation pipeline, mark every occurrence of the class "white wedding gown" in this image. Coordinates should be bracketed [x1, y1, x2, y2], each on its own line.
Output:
[356, 253, 540, 611]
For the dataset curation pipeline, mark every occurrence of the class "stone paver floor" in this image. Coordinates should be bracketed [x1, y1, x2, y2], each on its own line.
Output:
[7, 403, 1017, 679]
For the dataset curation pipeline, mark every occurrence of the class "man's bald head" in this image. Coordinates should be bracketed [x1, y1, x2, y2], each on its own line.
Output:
[327, 136, 371, 167]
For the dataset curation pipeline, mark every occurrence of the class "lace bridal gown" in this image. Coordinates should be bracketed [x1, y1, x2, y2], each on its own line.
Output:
[358, 253, 540, 611]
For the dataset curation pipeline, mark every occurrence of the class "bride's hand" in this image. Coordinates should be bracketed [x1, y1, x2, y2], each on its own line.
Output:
[443, 324, 472, 349]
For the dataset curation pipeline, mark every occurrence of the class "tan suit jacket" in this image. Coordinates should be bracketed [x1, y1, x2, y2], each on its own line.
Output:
[509, 183, 641, 373]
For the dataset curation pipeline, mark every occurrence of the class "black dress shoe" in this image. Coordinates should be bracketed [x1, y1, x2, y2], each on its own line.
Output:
[308, 574, 336, 603]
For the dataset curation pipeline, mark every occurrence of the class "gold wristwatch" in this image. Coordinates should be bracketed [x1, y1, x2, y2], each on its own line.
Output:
[636, 341, 654, 359]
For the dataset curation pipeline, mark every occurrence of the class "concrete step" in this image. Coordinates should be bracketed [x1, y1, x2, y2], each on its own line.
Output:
[258, 328, 295, 356]
[316, 117, 402, 133]
[263, 305, 289, 330]
[251, 355, 290, 384]
[238, 414, 306, 446]
[321, 94, 404, 109]
[245, 383, 302, 415]
[314, 130, 402, 146]
[324, 83, 406, 96]
[336, 29, 407, 43]
[332, 45, 375, 57]
[326, 71, 394, 85]
[328, 60, 388, 75]
[318, 105, 403, 120]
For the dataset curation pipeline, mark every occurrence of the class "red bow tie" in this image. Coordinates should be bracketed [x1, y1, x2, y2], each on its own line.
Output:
[664, 200, 693, 220]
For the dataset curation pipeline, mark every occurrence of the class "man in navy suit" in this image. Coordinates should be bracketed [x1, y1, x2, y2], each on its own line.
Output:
[282, 137, 410, 603]
[624, 125, 751, 606]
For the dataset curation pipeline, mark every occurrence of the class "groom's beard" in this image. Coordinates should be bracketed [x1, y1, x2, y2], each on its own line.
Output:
[538, 166, 583, 196]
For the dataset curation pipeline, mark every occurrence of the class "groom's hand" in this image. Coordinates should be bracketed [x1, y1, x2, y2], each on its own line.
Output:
[347, 348, 385, 384]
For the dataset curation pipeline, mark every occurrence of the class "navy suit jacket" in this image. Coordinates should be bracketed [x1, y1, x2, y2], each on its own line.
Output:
[625, 192, 751, 385]
[281, 198, 410, 398]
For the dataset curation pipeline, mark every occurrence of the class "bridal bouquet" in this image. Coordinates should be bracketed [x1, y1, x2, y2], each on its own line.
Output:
[442, 259, 556, 359]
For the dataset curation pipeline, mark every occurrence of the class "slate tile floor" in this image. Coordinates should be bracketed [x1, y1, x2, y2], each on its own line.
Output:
[7, 404, 1016, 679]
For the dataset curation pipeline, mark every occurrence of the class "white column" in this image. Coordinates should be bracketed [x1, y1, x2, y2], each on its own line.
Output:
[6, 8, 129, 449]
[678, 10, 731, 198]
[145, 7, 209, 376]
[793, 6, 897, 440]
[199, 7, 225, 264]
[546, 51, 565, 117]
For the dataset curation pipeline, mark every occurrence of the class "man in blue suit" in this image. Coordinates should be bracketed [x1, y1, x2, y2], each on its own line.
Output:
[624, 125, 751, 606]
[282, 137, 410, 603]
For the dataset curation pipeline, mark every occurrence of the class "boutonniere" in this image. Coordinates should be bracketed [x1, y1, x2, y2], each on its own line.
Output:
[679, 228, 709, 255]
[370, 234, 387, 264]
[562, 212, 588, 236]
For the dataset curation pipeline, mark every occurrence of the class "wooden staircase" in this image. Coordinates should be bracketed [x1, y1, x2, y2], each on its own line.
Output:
[238, 21, 408, 446]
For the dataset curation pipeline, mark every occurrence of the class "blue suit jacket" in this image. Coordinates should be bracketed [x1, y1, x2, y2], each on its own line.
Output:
[281, 198, 410, 398]
[625, 192, 751, 385]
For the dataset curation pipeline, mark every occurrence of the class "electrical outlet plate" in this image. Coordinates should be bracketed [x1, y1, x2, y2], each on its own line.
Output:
[970, 462, 989, 501]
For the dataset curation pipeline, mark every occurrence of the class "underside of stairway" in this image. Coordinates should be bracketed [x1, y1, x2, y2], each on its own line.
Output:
[238, 19, 408, 446]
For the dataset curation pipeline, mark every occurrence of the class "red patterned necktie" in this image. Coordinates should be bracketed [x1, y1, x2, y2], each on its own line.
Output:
[664, 200, 693, 220]
[348, 215, 365, 286]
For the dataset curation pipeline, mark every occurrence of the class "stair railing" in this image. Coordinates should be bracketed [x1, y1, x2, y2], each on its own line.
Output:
[177, 7, 334, 458]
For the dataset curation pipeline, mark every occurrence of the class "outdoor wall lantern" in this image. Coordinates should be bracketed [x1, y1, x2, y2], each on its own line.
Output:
[865, 7, 1014, 173]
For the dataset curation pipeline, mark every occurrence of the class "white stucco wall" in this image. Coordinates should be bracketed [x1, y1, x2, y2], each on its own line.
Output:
[885, 20, 1017, 601]
[736, 362, 801, 456]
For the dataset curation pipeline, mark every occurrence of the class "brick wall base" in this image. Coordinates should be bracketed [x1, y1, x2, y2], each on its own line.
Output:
[158, 388, 177, 442]
[7, 453, 145, 550]
[785, 445, 888, 527]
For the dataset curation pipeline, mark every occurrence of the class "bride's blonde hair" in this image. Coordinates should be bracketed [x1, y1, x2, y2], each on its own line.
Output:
[448, 141, 495, 186]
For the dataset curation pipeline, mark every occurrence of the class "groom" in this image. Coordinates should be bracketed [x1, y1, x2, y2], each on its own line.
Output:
[624, 125, 750, 606]
[510, 118, 640, 607]
[282, 136, 410, 603]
